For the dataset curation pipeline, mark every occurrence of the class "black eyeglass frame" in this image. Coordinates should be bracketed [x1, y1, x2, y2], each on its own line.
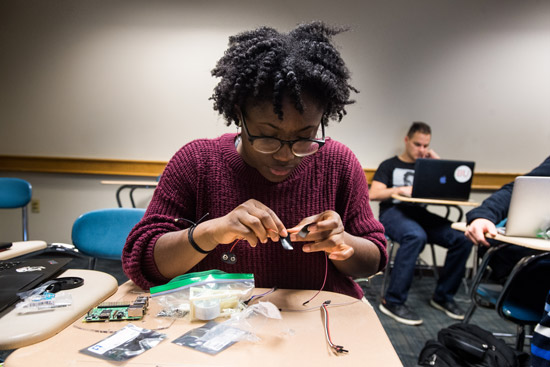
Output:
[240, 113, 326, 157]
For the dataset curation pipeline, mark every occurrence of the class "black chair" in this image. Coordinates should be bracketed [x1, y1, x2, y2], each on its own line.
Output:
[462, 218, 513, 321]
[495, 251, 550, 350]
[463, 243, 511, 323]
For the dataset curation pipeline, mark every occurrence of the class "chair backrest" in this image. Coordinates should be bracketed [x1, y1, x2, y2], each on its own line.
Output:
[71, 208, 145, 261]
[0, 178, 32, 241]
[0, 178, 32, 208]
[496, 251, 550, 325]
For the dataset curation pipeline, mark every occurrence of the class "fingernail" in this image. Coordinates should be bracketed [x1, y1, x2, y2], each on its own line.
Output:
[303, 245, 310, 252]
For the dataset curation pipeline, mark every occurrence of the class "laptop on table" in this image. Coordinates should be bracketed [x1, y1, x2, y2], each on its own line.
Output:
[0, 257, 72, 316]
[500, 176, 550, 238]
[411, 158, 475, 201]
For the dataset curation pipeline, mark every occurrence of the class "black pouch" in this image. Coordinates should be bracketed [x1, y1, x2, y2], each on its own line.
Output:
[418, 339, 465, 367]
[436, 323, 529, 367]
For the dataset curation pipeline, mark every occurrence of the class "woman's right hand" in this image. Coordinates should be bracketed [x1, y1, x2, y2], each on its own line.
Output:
[207, 199, 288, 247]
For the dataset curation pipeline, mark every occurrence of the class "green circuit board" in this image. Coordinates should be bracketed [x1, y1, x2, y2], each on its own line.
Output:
[83, 296, 149, 322]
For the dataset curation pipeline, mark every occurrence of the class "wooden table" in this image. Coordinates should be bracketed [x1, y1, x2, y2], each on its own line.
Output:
[391, 193, 479, 222]
[452, 222, 550, 251]
[0, 241, 48, 261]
[5, 282, 402, 366]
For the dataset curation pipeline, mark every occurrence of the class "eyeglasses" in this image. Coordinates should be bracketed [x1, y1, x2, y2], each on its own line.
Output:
[240, 113, 325, 157]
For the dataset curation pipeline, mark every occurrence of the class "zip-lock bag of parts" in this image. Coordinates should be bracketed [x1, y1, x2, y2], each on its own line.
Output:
[172, 301, 283, 355]
[150, 270, 254, 321]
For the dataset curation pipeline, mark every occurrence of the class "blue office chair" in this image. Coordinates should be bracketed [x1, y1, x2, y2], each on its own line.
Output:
[496, 251, 550, 351]
[71, 208, 145, 269]
[0, 177, 32, 241]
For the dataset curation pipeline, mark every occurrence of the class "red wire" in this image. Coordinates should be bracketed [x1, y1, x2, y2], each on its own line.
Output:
[229, 239, 239, 252]
[302, 253, 328, 306]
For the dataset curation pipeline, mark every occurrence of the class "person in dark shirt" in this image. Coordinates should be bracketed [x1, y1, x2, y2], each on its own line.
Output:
[465, 155, 550, 282]
[370, 122, 473, 325]
[464, 155, 550, 366]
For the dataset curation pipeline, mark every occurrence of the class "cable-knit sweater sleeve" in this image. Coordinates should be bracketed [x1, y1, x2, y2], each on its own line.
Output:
[122, 142, 202, 290]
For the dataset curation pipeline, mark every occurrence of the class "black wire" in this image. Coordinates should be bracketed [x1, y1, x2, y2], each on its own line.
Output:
[174, 212, 210, 227]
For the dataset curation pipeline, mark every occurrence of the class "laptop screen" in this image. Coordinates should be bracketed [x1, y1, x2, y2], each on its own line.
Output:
[505, 176, 550, 238]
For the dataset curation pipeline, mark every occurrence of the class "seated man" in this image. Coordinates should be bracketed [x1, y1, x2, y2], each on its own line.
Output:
[464, 155, 550, 283]
[370, 121, 473, 325]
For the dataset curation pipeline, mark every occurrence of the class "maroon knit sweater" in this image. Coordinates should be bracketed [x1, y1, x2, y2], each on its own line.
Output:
[122, 133, 387, 299]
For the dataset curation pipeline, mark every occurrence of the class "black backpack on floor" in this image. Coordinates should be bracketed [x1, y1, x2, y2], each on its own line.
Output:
[418, 323, 530, 367]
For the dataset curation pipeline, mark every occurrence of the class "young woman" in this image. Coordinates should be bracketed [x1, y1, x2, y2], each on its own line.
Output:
[122, 22, 386, 299]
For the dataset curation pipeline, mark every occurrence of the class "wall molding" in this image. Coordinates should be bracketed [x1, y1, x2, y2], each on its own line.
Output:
[1, 155, 517, 190]
[0, 155, 166, 177]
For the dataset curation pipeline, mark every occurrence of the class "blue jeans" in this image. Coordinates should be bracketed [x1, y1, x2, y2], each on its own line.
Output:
[380, 205, 473, 305]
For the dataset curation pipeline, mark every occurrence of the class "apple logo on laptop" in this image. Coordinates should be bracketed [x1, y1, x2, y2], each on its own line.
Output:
[439, 176, 447, 184]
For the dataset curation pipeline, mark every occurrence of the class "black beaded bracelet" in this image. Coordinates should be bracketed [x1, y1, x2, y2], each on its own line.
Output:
[187, 223, 212, 254]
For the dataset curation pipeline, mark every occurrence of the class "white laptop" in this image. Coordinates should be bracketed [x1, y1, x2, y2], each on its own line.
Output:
[501, 176, 550, 238]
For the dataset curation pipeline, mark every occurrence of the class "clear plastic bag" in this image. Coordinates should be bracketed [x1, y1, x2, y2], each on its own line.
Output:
[200, 301, 282, 341]
[80, 323, 166, 361]
[150, 270, 254, 321]
[15, 291, 73, 313]
[172, 301, 283, 355]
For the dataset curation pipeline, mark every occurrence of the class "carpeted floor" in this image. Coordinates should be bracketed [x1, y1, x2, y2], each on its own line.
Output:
[360, 273, 523, 366]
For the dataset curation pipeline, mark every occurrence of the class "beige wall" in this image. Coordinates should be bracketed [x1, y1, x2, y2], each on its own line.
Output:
[1, 0, 549, 266]
[1, 0, 549, 169]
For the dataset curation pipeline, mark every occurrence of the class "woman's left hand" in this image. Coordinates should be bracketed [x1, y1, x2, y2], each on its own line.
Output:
[287, 210, 354, 261]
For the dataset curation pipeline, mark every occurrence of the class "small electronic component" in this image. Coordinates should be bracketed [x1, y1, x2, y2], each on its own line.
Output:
[280, 223, 312, 250]
[297, 223, 312, 238]
[84, 296, 149, 322]
[221, 252, 237, 264]
[280, 235, 293, 250]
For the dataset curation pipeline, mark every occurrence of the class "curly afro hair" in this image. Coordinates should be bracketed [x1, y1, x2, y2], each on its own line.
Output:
[210, 21, 358, 126]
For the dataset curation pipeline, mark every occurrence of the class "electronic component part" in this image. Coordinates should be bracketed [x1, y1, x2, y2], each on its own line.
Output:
[298, 223, 312, 238]
[84, 296, 149, 322]
[221, 252, 237, 264]
[280, 235, 293, 250]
